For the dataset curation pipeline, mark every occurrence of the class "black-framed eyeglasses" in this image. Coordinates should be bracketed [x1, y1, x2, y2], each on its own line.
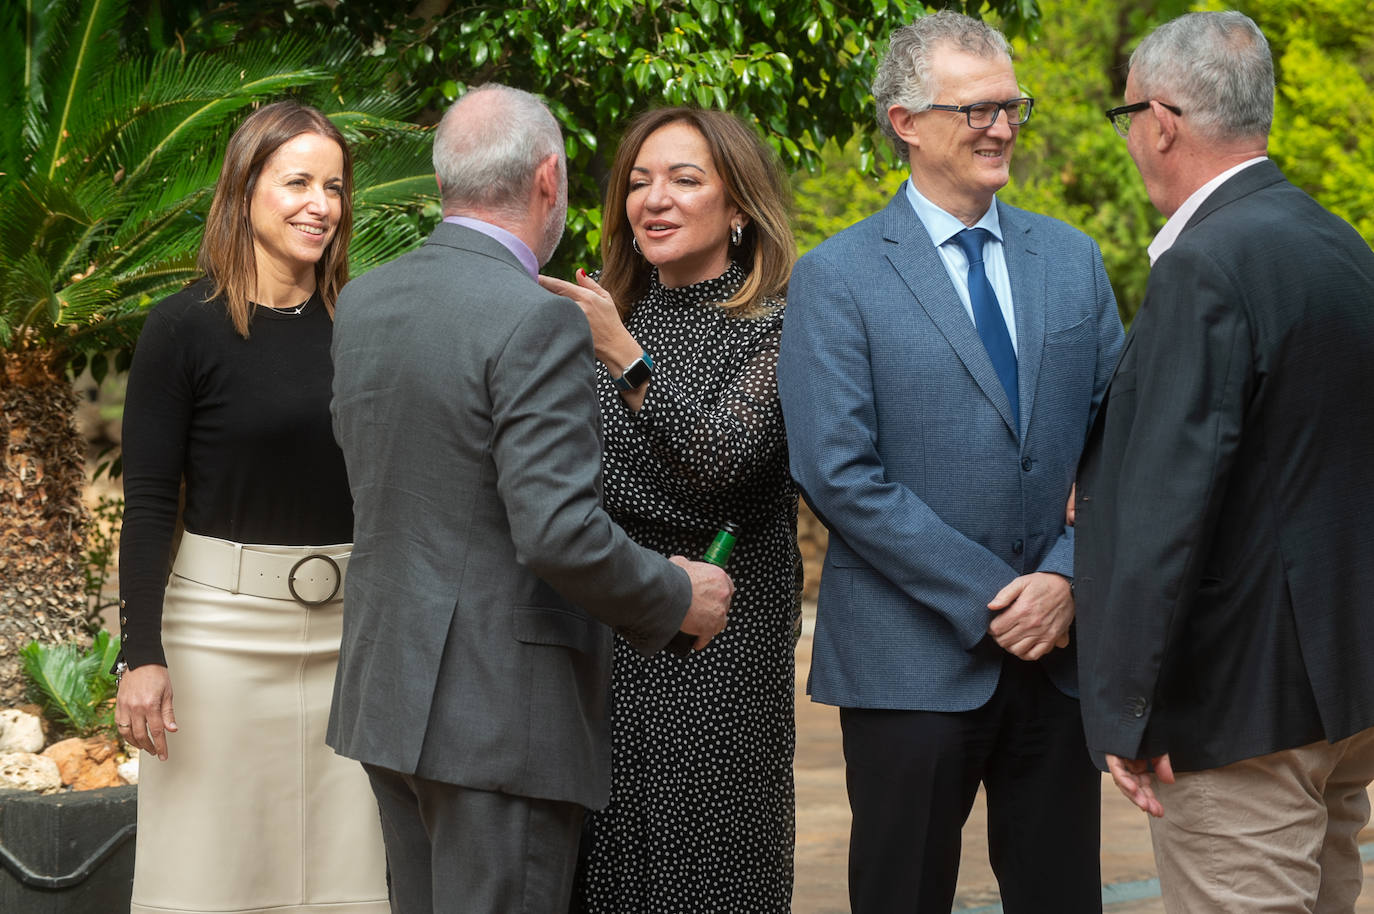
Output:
[1104, 100, 1183, 138]
[926, 97, 1034, 129]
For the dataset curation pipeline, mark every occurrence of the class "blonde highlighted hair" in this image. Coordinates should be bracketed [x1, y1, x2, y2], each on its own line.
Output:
[600, 108, 795, 319]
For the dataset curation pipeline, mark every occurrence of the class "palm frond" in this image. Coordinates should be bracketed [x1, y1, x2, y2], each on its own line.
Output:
[106, 190, 211, 276]
[118, 72, 333, 191]
[0, 250, 55, 330]
[32, 0, 128, 184]
[0, 2, 29, 173]
[19, 632, 121, 738]
[55, 273, 119, 326]
[350, 207, 430, 277]
[352, 132, 436, 201]
[104, 266, 201, 306]
[20, 640, 103, 735]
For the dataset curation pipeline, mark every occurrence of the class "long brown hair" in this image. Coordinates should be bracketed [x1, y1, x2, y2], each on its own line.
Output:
[197, 101, 354, 338]
[600, 108, 795, 319]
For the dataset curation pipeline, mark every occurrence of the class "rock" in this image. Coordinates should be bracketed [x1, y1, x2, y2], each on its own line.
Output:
[0, 709, 45, 753]
[15, 703, 51, 743]
[0, 752, 62, 791]
[42, 737, 88, 784]
[83, 735, 116, 765]
[117, 754, 138, 785]
[42, 736, 124, 787]
[72, 756, 122, 790]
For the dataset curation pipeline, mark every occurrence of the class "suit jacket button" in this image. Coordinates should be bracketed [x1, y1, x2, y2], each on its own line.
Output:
[1127, 697, 1148, 718]
[1012, 539, 1024, 555]
[1021, 457, 1033, 472]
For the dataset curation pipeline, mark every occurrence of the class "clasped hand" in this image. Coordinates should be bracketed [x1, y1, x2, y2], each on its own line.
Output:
[987, 571, 1073, 660]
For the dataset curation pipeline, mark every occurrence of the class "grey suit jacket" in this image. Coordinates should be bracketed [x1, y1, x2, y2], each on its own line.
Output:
[327, 222, 690, 809]
[778, 187, 1122, 711]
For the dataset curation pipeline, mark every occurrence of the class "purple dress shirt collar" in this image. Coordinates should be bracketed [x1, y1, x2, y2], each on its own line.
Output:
[442, 215, 539, 279]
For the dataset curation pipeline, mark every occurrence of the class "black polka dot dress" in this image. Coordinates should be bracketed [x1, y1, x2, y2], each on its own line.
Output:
[580, 262, 803, 913]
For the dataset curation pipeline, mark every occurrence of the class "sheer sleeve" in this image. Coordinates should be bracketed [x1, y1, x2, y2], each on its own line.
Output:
[607, 307, 786, 504]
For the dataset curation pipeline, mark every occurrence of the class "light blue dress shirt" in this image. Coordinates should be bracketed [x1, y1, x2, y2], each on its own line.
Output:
[904, 180, 1018, 354]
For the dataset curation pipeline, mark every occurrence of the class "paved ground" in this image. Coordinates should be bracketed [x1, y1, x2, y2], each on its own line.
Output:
[790, 618, 1374, 913]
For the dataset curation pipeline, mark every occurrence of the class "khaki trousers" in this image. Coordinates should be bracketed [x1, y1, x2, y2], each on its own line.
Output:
[1149, 726, 1374, 913]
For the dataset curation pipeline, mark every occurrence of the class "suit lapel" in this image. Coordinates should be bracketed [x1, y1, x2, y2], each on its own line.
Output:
[999, 201, 1043, 442]
[881, 189, 1019, 438]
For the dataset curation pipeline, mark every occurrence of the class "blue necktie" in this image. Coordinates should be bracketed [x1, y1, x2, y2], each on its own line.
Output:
[953, 228, 1018, 427]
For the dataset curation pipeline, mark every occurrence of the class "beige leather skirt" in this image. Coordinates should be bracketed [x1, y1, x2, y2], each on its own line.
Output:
[130, 534, 389, 914]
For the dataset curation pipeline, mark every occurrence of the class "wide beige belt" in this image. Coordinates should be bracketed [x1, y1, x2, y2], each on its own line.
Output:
[172, 532, 350, 605]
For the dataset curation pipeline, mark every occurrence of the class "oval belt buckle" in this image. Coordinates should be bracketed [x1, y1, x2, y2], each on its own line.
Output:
[288, 554, 342, 606]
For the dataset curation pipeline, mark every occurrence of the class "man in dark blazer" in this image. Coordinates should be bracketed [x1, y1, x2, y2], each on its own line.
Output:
[327, 84, 733, 913]
[777, 11, 1123, 913]
[1075, 11, 1374, 911]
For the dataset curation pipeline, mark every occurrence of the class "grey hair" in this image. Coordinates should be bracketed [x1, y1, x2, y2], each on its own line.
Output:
[872, 10, 1012, 156]
[1130, 11, 1273, 142]
[432, 83, 565, 217]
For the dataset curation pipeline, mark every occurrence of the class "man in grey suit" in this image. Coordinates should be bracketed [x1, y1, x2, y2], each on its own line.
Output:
[778, 11, 1123, 913]
[327, 84, 733, 914]
[1076, 12, 1374, 911]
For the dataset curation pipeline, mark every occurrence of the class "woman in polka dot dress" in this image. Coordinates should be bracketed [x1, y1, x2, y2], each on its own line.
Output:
[541, 107, 802, 913]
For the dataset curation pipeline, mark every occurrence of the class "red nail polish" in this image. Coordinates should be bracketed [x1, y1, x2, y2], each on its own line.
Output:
[577, 268, 587, 278]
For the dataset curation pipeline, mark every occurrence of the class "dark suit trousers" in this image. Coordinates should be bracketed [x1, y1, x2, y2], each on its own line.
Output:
[364, 763, 584, 914]
[841, 655, 1101, 914]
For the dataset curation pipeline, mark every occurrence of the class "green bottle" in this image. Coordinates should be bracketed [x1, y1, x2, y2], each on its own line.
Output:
[702, 521, 739, 568]
[666, 522, 739, 656]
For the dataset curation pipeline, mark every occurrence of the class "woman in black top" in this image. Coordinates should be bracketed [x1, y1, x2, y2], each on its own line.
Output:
[115, 102, 388, 914]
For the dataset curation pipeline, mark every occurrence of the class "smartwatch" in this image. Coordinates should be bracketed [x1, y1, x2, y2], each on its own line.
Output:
[612, 350, 654, 391]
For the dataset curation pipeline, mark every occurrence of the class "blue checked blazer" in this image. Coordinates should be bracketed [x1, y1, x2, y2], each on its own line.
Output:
[778, 187, 1123, 710]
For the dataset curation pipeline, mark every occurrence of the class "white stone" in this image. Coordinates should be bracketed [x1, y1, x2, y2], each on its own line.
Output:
[0, 752, 62, 791]
[117, 756, 138, 785]
[0, 709, 45, 754]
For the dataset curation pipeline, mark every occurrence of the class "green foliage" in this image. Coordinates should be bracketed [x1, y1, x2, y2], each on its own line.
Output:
[82, 495, 125, 629]
[20, 631, 122, 739]
[1000, 0, 1166, 325]
[0, 0, 435, 367]
[1236, 0, 1374, 242]
[147, 0, 1041, 275]
[791, 142, 905, 254]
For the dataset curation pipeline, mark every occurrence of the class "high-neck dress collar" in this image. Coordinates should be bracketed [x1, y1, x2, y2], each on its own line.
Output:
[645, 261, 746, 307]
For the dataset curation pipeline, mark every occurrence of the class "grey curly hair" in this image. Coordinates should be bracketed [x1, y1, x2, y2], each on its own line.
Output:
[872, 10, 1012, 157]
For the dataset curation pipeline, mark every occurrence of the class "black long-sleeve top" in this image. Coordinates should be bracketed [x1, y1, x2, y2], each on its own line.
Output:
[118, 279, 353, 668]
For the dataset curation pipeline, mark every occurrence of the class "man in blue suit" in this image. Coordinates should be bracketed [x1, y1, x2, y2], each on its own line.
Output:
[778, 11, 1123, 913]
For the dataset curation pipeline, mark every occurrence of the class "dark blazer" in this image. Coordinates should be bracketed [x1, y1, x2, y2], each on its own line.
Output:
[778, 187, 1122, 710]
[327, 223, 689, 809]
[1075, 160, 1374, 771]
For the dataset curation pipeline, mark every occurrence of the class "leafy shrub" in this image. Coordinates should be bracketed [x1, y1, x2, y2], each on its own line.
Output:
[20, 631, 122, 740]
